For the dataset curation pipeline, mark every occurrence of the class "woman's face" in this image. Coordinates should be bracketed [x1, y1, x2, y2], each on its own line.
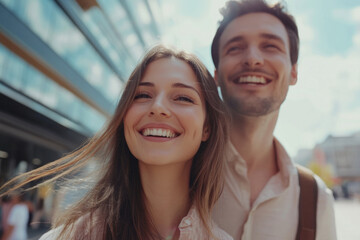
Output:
[124, 57, 209, 167]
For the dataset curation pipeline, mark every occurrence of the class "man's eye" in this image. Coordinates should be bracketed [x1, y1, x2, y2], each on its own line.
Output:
[264, 44, 280, 50]
[227, 46, 241, 53]
[175, 96, 194, 103]
[134, 93, 151, 99]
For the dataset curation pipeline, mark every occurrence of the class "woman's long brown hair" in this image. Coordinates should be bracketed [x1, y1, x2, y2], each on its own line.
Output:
[0, 45, 229, 239]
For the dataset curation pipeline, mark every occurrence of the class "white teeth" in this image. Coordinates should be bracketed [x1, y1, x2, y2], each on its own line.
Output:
[142, 128, 176, 138]
[238, 76, 266, 84]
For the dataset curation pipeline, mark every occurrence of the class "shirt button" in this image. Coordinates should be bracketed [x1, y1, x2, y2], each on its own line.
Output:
[235, 163, 242, 175]
[184, 219, 191, 226]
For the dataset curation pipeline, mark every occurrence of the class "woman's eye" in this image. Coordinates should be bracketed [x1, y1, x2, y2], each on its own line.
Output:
[175, 96, 194, 103]
[134, 93, 151, 100]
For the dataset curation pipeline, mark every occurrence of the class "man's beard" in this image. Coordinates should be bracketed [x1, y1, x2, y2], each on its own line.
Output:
[223, 93, 276, 117]
[219, 80, 285, 117]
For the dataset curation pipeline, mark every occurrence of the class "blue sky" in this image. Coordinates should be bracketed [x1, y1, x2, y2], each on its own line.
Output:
[159, 0, 360, 157]
[287, 0, 358, 55]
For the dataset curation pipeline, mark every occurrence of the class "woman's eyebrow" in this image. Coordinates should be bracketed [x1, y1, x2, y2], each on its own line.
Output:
[138, 81, 201, 98]
[139, 82, 154, 87]
[172, 82, 201, 97]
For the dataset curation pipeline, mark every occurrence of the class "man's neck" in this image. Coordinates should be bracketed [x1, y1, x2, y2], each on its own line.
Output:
[230, 111, 278, 168]
[230, 111, 279, 205]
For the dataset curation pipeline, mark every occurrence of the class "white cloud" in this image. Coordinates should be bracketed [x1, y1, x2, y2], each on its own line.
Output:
[160, 0, 223, 51]
[295, 14, 315, 43]
[333, 108, 360, 135]
[353, 32, 360, 48]
[332, 8, 351, 22]
[159, 0, 225, 71]
[351, 6, 360, 23]
[332, 5, 360, 24]
[276, 22, 360, 157]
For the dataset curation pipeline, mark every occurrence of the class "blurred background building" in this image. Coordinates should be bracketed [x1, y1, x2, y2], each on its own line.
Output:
[294, 132, 360, 199]
[0, 0, 162, 184]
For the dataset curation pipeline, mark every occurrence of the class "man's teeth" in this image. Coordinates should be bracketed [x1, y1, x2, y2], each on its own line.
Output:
[142, 128, 176, 138]
[237, 76, 266, 84]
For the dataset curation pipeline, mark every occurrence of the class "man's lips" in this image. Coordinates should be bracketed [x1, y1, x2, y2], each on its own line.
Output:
[229, 70, 275, 85]
[234, 75, 269, 84]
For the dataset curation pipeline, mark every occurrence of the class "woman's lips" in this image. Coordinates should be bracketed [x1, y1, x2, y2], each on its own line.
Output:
[140, 128, 179, 138]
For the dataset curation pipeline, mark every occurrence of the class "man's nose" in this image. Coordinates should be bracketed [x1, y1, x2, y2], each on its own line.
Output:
[149, 94, 171, 118]
[242, 46, 264, 68]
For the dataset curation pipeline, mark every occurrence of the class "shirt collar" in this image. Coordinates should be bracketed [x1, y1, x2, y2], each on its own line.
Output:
[178, 205, 198, 229]
[228, 138, 297, 187]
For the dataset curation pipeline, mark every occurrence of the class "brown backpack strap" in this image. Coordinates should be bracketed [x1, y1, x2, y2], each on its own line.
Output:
[296, 165, 318, 240]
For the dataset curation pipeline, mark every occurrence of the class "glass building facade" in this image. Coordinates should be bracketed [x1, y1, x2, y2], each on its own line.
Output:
[0, 0, 162, 184]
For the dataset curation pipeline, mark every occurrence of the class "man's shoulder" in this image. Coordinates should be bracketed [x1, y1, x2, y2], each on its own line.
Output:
[295, 164, 332, 193]
[295, 166, 337, 239]
[295, 164, 335, 213]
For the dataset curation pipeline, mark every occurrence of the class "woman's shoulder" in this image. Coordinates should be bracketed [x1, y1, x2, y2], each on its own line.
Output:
[39, 227, 63, 240]
[39, 212, 104, 240]
[180, 206, 233, 240]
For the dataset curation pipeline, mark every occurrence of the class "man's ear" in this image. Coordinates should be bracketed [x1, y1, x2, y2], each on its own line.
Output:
[202, 124, 210, 142]
[214, 69, 219, 86]
[290, 64, 298, 85]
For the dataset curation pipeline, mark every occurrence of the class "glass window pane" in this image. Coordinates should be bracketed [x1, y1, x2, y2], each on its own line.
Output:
[1, 0, 123, 104]
[0, 43, 106, 133]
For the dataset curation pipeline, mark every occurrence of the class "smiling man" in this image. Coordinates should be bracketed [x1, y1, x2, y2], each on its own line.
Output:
[211, 0, 336, 239]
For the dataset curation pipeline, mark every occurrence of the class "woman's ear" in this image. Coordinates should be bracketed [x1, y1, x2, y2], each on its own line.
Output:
[214, 70, 219, 86]
[202, 124, 210, 141]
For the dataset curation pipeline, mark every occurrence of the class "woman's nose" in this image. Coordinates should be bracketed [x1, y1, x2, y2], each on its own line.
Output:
[149, 95, 171, 118]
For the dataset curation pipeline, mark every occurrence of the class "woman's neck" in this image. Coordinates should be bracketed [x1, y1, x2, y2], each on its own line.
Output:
[139, 161, 192, 239]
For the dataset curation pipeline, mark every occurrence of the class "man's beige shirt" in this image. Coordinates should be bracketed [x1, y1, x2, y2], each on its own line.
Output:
[212, 139, 337, 240]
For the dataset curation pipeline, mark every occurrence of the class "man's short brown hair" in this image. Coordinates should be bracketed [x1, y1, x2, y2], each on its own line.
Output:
[211, 0, 299, 68]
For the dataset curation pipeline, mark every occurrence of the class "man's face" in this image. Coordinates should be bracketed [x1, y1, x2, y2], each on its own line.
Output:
[215, 13, 297, 117]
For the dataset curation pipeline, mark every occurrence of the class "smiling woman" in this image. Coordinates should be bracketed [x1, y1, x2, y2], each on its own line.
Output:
[0, 45, 231, 240]
[124, 57, 209, 167]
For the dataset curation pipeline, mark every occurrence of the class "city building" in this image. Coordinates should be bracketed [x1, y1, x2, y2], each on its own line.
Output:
[294, 132, 360, 197]
[0, 0, 162, 184]
[319, 133, 360, 179]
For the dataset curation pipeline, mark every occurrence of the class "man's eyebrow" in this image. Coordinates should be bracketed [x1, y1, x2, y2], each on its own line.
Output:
[172, 82, 201, 97]
[260, 33, 285, 45]
[222, 36, 244, 50]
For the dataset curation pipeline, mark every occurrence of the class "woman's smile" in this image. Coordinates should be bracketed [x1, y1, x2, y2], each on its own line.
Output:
[124, 57, 208, 166]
